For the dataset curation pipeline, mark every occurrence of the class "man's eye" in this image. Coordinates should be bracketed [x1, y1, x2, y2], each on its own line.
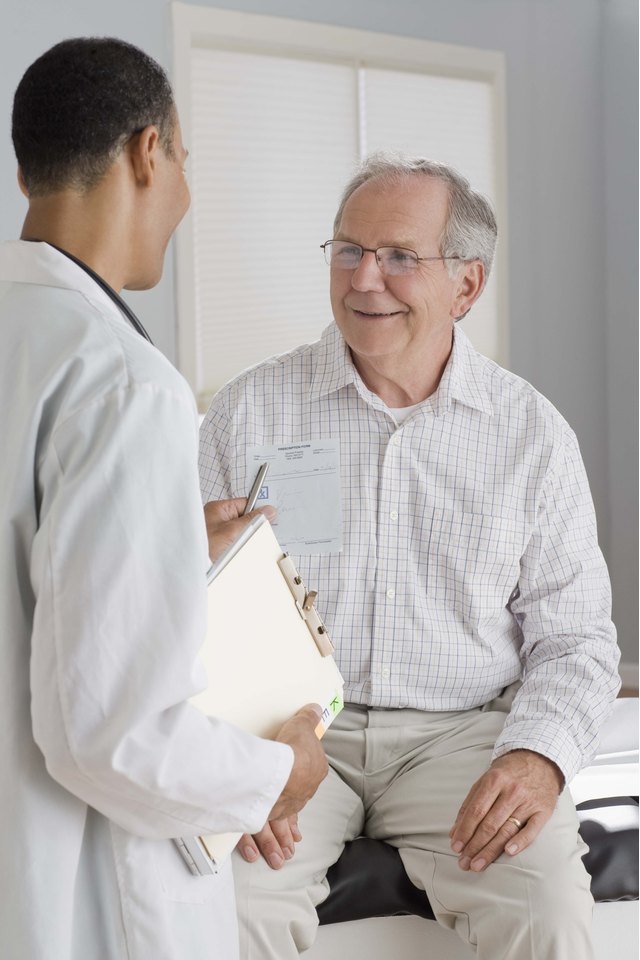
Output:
[388, 249, 414, 263]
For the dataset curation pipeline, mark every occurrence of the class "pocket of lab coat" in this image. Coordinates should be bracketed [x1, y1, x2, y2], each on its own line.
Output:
[154, 837, 222, 904]
[109, 823, 221, 906]
[109, 824, 238, 958]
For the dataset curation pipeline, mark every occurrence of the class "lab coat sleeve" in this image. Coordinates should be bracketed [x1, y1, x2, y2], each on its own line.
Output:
[30, 380, 293, 840]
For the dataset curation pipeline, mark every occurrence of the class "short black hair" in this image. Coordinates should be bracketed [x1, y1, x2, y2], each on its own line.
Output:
[12, 37, 176, 196]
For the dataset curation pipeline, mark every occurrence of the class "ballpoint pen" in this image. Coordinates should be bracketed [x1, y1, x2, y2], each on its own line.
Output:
[243, 462, 269, 515]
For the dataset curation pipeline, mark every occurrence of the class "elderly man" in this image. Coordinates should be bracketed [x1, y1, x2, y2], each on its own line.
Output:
[199, 154, 620, 959]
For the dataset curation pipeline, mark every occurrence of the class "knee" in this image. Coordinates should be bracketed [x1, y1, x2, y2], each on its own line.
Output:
[517, 853, 594, 928]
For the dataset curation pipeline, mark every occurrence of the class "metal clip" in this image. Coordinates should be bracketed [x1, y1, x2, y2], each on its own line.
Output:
[277, 555, 334, 657]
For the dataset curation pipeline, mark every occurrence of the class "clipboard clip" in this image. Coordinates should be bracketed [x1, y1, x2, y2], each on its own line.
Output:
[277, 555, 334, 657]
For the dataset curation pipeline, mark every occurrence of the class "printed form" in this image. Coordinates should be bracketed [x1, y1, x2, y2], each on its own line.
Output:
[246, 441, 342, 554]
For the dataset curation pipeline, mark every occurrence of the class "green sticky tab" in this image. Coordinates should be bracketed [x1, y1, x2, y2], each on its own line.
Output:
[329, 691, 344, 715]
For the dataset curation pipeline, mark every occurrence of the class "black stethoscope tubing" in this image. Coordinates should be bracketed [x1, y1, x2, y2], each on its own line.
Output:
[25, 239, 154, 344]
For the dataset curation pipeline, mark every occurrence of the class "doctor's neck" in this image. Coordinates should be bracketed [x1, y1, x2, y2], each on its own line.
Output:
[19, 166, 138, 293]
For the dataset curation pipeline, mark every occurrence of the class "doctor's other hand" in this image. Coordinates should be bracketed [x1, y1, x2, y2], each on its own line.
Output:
[238, 815, 302, 870]
[203, 498, 276, 561]
[238, 704, 328, 868]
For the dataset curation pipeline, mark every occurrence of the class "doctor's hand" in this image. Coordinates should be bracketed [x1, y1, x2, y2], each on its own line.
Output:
[204, 498, 276, 561]
[238, 815, 302, 870]
[449, 749, 564, 873]
[238, 704, 328, 869]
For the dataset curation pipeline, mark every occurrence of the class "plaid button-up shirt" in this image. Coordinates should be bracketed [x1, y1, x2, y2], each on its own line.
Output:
[199, 323, 619, 781]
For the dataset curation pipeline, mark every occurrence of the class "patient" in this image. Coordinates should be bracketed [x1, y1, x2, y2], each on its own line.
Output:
[199, 153, 621, 959]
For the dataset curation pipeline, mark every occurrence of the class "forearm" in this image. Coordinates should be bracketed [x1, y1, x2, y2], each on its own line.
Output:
[493, 625, 620, 782]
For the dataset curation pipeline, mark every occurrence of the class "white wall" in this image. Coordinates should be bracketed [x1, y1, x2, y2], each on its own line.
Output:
[1, 0, 636, 669]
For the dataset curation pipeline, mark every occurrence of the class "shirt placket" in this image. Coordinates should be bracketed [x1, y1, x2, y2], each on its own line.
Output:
[370, 421, 406, 705]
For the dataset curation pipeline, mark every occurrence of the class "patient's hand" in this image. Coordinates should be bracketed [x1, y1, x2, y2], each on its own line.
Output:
[238, 816, 303, 870]
[204, 498, 276, 561]
[449, 748, 564, 872]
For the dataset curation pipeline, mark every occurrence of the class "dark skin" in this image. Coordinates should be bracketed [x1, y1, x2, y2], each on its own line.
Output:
[19, 119, 191, 292]
[204, 498, 275, 560]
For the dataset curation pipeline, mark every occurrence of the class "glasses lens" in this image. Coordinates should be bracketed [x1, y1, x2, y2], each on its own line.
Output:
[378, 247, 419, 276]
[325, 241, 362, 269]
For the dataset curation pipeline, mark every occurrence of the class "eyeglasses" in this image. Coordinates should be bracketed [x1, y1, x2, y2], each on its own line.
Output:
[321, 240, 464, 277]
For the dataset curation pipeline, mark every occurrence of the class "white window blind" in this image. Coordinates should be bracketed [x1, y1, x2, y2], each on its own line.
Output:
[190, 49, 356, 399]
[173, 7, 507, 406]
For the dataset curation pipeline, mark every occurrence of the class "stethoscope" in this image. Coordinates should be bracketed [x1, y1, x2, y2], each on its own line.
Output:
[25, 239, 153, 344]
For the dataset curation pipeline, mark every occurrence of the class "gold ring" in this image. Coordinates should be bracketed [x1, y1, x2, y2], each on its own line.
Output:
[506, 816, 523, 829]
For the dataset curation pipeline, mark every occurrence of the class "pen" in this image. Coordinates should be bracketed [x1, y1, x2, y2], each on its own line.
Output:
[243, 462, 269, 515]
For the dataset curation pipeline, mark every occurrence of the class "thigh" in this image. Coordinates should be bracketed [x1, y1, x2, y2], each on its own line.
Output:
[364, 709, 592, 949]
[367, 709, 506, 853]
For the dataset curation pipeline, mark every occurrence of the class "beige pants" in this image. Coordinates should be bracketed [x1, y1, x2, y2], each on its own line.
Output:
[233, 706, 594, 959]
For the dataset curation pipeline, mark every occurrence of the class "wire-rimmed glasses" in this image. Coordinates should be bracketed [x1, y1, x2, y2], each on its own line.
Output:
[321, 240, 464, 277]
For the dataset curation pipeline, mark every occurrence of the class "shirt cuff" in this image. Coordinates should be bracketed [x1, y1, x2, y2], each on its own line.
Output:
[492, 718, 583, 785]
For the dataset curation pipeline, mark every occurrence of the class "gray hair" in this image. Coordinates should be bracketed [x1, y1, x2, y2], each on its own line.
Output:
[333, 152, 497, 282]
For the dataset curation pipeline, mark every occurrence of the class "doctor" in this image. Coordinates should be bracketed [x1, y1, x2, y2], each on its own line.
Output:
[0, 37, 327, 960]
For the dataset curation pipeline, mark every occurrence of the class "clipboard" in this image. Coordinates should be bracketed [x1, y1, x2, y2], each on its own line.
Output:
[174, 514, 344, 875]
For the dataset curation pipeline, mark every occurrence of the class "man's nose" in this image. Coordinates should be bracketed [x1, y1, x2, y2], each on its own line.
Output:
[351, 251, 386, 293]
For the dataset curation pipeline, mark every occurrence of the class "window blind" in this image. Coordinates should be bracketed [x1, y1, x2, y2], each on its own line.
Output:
[190, 48, 356, 399]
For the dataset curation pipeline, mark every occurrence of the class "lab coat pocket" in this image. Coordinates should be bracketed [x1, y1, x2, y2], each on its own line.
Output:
[110, 823, 220, 908]
[154, 837, 222, 904]
[109, 825, 236, 959]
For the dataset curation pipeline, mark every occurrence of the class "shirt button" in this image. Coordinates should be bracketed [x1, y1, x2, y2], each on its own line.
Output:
[381, 667, 390, 679]
[386, 588, 396, 599]
[389, 510, 398, 520]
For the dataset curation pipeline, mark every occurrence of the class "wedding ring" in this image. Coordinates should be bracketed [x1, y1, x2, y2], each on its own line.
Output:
[506, 816, 523, 829]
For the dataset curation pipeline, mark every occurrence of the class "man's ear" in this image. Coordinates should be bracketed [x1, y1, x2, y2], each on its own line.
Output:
[126, 125, 160, 187]
[17, 166, 29, 198]
[450, 260, 485, 320]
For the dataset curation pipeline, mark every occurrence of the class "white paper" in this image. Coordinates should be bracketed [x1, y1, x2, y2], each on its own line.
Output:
[246, 441, 342, 554]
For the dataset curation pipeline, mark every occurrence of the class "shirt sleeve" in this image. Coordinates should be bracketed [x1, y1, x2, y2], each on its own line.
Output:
[492, 427, 620, 783]
[30, 381, 293, 840]
[199, 394, 235, 503]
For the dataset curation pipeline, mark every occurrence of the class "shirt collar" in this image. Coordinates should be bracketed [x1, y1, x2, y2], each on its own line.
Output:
[431, 325, 494, 417]
[309, 321, 493, 417]
[309, 323, 360, 399]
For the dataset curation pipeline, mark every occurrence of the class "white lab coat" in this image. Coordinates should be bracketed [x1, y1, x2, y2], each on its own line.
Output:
[0, 241, 293, 960]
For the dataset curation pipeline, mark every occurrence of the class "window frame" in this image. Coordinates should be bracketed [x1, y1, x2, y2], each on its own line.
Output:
[171, 1, 509, 401]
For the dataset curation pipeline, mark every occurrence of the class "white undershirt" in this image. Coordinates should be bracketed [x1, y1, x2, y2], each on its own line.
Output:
[388, 402, 422, 424]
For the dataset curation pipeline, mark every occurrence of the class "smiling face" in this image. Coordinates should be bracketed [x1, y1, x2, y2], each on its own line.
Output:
[330, 174, 473, 387]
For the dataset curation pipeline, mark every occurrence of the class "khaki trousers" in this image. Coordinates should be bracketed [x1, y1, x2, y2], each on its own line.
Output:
[233, 705, 594, 959]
